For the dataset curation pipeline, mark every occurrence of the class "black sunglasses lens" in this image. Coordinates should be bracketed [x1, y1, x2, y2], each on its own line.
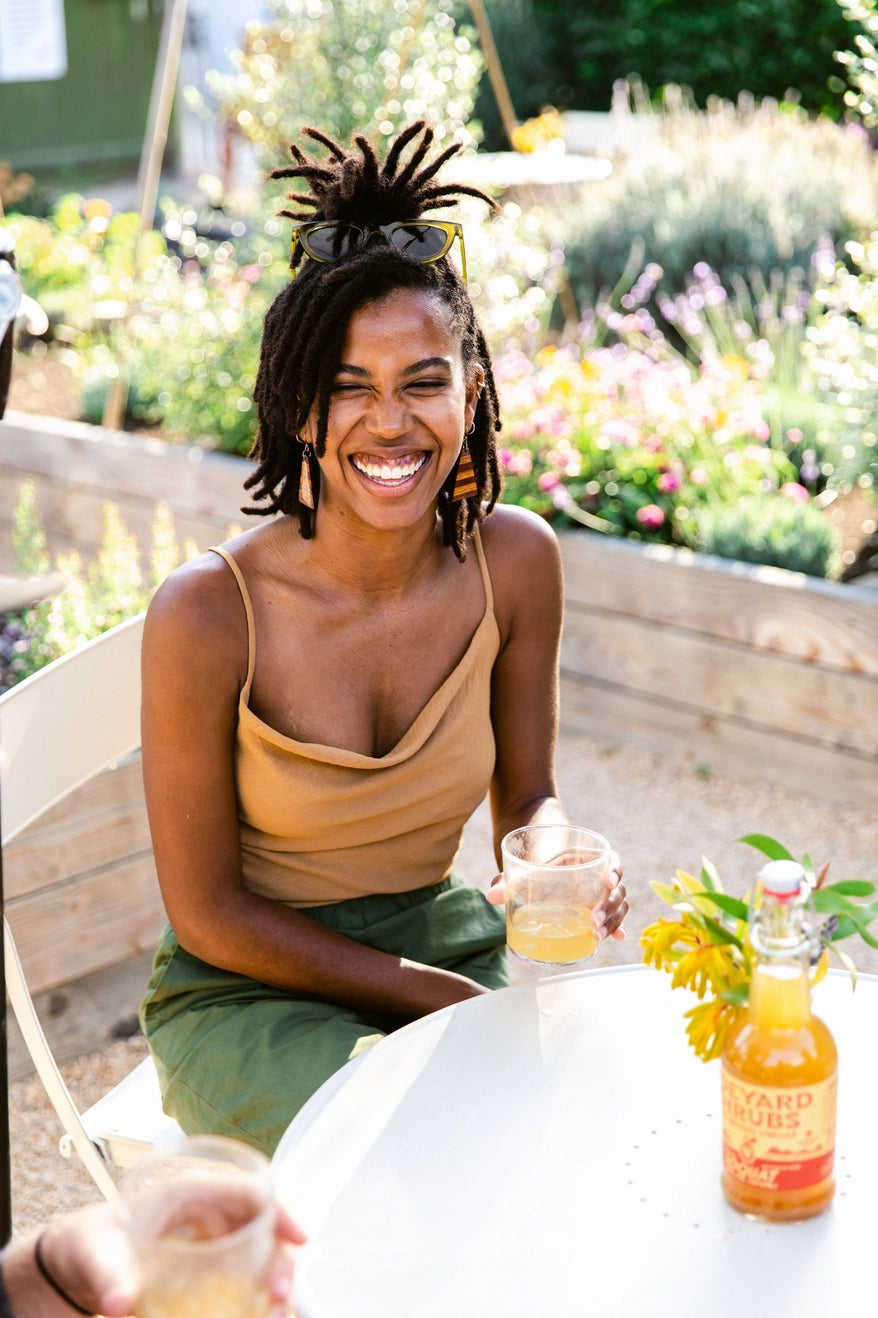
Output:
[389, 224, 450, 260]
[305, 225, 364, 259]
[300, 223, 452, 263]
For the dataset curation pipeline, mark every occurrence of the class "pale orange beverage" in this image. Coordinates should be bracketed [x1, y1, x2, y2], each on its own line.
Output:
[721, 962, 837, 1222]
[507, 903, 598, 963]
[502, 824, 611, 967]
[121, 1136, 275, 1318]
[138, 1269, 270, 1318]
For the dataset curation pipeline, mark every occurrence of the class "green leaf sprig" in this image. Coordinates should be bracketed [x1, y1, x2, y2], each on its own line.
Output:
[640, 834, 878, 1061]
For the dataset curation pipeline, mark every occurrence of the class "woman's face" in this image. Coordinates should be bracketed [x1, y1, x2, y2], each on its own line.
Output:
[306, 287, 483, 534]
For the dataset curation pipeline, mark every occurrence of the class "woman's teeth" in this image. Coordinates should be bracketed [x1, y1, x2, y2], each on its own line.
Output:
[352, 454, 427, 484]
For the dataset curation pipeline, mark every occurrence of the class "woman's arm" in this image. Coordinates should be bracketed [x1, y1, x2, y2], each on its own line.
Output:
[482, 507, 627, 938]
[482, 505, 567, 858]
[141, 557, 489, 1019]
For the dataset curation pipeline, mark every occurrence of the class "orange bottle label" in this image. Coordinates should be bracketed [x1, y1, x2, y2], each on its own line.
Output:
[721, 1070, 837, 1192]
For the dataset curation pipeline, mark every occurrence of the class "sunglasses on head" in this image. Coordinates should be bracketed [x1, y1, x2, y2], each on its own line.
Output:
[290, 220, 467, 281]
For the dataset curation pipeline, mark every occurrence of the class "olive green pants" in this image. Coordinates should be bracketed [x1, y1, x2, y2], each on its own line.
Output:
[139, 876, 508, 1156]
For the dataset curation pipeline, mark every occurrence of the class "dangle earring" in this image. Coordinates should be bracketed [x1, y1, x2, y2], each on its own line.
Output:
[298, 440, 316, 510]
[451, 423, 477, 502]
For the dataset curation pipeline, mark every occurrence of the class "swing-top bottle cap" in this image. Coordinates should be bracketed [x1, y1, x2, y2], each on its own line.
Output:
[758, 859, 806, 898]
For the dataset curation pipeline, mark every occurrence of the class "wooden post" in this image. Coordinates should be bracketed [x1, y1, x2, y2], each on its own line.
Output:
[102, 0, 189, 431]
[465, 0, 520, 146]
[465, 0, 579, 327]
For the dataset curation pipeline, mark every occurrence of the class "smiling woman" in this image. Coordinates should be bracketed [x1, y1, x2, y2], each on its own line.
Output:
[245, 121, 502, 560]
[136, 121, 628, 1155]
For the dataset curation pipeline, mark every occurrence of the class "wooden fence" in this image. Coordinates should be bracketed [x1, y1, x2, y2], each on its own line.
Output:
[0, 412, 248, 573]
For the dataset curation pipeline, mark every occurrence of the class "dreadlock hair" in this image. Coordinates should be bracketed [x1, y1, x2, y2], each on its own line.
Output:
[245, 121, 503, 561]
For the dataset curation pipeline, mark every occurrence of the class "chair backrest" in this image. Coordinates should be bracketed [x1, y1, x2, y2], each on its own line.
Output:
[0, 614, 148, 1199]
[1, 613, 145, 846]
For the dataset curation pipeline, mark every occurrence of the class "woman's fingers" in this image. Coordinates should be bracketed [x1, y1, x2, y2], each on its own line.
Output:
[488, 854, 628, 939]
[485, 875, 505, 905]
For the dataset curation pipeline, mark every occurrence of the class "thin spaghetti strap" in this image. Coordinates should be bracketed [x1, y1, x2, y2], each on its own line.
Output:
[209, 546, 256, 694]
[471, 523, 494, 613]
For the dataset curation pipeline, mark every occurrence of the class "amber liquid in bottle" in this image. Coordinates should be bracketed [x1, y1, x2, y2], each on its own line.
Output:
[721, 862, 838, 1222]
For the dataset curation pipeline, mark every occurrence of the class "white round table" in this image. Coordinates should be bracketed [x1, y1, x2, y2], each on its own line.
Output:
[274, 965, 876, 1317]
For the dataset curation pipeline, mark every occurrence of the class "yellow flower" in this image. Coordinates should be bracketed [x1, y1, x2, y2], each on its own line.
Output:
[510, 109, 565, 154]
[684, 998, 744, 1062]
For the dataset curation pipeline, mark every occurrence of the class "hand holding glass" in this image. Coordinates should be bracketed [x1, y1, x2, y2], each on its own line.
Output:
[119, 1136, 276, 1318]
[502, 825, 613, 967]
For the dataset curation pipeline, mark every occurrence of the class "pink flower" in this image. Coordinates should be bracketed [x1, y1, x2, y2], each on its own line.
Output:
[785, 428, 803, 444]
[636, 504, 665, 528]
[538, 472, 561, 492]
[601, 418, 640, 446]
[780, 482, 810, 503]
[504, 451, 533, 477]
[657, 470, 681, 493]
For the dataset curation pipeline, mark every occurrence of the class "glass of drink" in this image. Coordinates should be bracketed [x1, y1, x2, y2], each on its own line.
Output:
[502, 824, 612, 967]
[119, 1135, 276, 1318]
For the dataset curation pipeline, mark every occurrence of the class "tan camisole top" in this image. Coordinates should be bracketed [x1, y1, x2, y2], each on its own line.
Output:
[211, 528, 500, 908]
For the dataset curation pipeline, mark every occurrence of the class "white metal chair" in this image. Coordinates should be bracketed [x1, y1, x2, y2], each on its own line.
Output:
[0, 613, 182, 1200]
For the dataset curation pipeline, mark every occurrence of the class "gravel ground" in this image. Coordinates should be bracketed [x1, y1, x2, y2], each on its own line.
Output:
[9, 726, 878, 1235]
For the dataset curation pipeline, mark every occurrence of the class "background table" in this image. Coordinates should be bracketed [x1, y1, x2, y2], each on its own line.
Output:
[274, 965, 877, 1317]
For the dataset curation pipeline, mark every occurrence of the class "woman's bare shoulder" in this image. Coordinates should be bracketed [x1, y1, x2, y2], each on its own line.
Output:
[478, 503, 562, 577]
[144, 549, 247, 669]
[477, 505, 563, 636]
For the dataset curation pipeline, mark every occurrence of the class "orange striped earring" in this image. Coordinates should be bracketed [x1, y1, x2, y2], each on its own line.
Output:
[451, 426, 477, 502]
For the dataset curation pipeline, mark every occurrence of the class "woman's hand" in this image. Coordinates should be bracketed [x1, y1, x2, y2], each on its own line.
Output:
[486, 852, 628, 943]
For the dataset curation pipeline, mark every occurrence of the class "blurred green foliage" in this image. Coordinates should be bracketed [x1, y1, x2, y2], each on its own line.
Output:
[4, 0, 878, 584]
[205, 0, 484, 173]
[472, 0, 853, 148]
[545, 83, 878, 321]
[698, 495, 839, 577]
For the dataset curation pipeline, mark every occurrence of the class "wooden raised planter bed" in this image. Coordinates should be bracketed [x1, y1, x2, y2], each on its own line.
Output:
[0, 411, 875, 1069]
[558, 533, 877, 812]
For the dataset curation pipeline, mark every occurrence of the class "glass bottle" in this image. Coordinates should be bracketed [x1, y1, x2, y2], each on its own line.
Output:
[721, 859, 837, 1221]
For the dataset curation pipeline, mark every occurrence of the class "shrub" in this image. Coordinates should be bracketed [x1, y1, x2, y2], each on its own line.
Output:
[836, 0, 878, 124]
[472, 0, 853, 151]
[203, 0, 484, 172]
[697, 494, 839, 577]
[6, 196, 163, 337]
[528, 0, 852, 120]
[547, 83, 878, 323]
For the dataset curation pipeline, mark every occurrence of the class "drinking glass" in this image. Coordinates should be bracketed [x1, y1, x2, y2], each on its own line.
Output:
[119, 1135, 276, 1318]
[502, 825, 612, 967]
